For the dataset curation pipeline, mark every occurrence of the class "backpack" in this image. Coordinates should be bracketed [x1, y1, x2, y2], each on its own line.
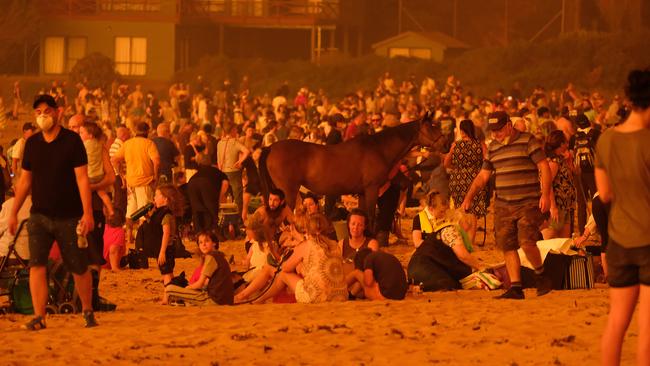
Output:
[573, 131, 595, 172]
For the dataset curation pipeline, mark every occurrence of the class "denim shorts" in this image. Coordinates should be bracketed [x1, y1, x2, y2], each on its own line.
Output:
[28, 213, 88, 275]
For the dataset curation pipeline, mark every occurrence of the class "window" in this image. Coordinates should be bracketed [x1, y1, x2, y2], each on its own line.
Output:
[67, 37, 87, 72]
[388, 47, 410, 58]
[115, 37, 147, 76]
[44, 37, 87, 74]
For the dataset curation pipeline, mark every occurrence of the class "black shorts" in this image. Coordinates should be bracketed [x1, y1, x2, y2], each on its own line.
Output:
[159, 246, 175, 275]
[606, 240, 650, 287]
[28, 213, 88, 275]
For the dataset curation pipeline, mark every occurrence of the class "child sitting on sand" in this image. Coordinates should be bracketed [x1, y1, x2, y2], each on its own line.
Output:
[164, 231, 234, 305]
[346, 248, 408, 300]
[79, 121, 114, 218]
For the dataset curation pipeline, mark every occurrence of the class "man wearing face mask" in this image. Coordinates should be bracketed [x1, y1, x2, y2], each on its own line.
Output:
[462, 111, 554, 300]
[9, 94, 97, 329]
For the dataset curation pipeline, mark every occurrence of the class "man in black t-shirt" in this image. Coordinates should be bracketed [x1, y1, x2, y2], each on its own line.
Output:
[187, 165, 229, 232]
[152, 122, 180, 183]
[9, 94, 98, 330]
[347, 248, 408, 300]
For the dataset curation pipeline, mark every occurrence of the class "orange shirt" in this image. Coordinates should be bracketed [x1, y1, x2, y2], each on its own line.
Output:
[114, 137, 159, 187]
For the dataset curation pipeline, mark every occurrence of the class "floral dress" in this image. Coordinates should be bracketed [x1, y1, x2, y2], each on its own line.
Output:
[449, 139, 488, 216]
[550, 156, 576, 212]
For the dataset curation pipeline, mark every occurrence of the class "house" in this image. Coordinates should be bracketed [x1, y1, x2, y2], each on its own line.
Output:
[372, 31, 470, 63]
[36, 0, 363, 82]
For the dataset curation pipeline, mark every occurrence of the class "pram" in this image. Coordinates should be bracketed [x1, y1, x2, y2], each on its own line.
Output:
[0, 220, 80, 315]
[218, 202, 244, 240]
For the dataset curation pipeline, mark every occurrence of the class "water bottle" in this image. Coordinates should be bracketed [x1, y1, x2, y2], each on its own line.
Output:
[77, 221, 88, 249]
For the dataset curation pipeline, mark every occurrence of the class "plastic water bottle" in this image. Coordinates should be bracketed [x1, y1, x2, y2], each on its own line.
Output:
[77, 221, 88, 249]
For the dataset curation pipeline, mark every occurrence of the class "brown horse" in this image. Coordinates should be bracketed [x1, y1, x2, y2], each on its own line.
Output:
[258, 114, 444, 227]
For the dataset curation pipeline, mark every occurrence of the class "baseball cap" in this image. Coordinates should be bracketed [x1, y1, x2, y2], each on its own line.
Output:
[32, 94, 57, 109]
[486, 111, 510, 131]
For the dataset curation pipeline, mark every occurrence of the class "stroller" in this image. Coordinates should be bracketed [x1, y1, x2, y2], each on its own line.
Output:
[0, 220, 80, 315]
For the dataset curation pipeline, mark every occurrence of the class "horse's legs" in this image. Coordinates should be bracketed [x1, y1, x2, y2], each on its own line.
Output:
[363, 186, 379, 234]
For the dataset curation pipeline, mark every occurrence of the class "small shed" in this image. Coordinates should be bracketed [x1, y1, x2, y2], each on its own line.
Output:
[372, 31, 470, 62]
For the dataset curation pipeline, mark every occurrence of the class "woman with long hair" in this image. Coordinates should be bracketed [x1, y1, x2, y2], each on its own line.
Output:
[542, 130, 576, 239]
[444, 119, 487, 245]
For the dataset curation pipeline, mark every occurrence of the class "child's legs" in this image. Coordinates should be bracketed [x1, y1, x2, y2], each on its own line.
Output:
[108, 245, 123, 270]
[165, 284, 210, 305]
[97, 189, 114, 214]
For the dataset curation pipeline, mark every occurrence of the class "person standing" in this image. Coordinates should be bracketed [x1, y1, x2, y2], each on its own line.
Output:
[9, 94, 97, 329]
[217, 125, 250, 218]
[462, 111, 553, 300]
[152, 122, 179, 183]
[112, 122, 160, 243]
[11, 122, 36, 179]
[444, 120, 487, 245]
[187, 164, 229, 233]
[598, 69, 650, 366]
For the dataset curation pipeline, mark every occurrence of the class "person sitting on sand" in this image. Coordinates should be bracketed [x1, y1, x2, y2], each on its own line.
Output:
[346, 248, 408, 300]
[164, 231, 234, 306]
[234, 210, 307, 303]
[407, 190, 486, 292]
[252, 211, 347, 304]
[247, 188, 294, 261]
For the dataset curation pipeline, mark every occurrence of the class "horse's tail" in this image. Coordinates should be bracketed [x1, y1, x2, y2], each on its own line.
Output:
[258, 147, 275, 200]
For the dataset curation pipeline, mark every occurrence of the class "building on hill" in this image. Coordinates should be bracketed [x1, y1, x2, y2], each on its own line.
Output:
[371, 31, 470, 63]
[37, 0, 364, 81]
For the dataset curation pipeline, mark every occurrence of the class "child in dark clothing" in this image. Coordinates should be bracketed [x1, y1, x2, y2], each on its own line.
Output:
[164, 231, 234, 306]
[346, 248, 408, 300]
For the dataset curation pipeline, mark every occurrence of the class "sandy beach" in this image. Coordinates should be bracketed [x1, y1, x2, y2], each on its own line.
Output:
[0, 223, 639, 366]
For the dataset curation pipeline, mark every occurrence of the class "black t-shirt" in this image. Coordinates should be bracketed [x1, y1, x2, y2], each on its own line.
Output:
[22, 127, 87, 218]
[363, 251, 408, 300]
[187, 166, 228, 211]
[152, 136, 179, 178]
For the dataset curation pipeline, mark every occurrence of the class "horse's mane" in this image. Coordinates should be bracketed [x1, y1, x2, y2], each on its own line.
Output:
[354, 119, 420, 146]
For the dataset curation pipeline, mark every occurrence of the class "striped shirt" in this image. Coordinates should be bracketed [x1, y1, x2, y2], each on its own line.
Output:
[482, 131, 545, 204]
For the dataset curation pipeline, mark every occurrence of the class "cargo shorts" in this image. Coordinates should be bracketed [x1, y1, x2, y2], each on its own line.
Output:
[494, 201, 544, 252]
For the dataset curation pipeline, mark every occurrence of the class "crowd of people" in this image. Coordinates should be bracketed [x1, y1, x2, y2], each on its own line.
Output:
[0, 67, 648, 365]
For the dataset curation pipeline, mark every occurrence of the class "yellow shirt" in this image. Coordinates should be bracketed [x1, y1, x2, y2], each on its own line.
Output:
[114, 137, 159, 187]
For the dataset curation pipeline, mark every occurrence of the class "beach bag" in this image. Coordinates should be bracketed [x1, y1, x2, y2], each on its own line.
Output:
[563, 254, 594, 289]
[460, 271, 502, 290]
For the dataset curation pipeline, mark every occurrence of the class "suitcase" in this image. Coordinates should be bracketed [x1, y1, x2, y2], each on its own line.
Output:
[563, 254, 594, 289]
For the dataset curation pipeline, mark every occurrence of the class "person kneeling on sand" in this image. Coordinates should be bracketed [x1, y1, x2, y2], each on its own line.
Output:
[346, 248, 408, 300]
[407, 190, 487, 292]
[164, 231, 234, 306]
[252, 212, 348, 304]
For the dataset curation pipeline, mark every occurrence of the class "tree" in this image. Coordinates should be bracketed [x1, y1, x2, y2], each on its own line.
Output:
[0, 0, 41, 73]
[69, 53, 119, 91]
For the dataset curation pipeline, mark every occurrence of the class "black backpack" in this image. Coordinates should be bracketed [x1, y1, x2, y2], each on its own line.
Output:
[574, 131, 595, 172]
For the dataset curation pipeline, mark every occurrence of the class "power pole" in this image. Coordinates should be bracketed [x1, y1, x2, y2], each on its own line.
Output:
[398, 0, 403, 34]
[560, 0, 566, 34]
[453, 0, 458, 38]
[504, 0, 509, 45]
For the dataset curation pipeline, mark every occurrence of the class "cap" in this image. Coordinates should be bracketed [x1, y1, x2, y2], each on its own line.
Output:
[32, 94, 57, 109]
[486, 111, 510, 131]
[22, 122, 36, 131]
[575, 113, 590, 129]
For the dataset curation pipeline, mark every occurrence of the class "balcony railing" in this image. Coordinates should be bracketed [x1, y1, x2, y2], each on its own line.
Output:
[181, 0, 339, 21]
[43, 0, 174, 17]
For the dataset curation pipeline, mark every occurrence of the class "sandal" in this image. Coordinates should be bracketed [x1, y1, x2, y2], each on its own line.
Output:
[83, 310, 98, 328]
[22, 316, 46, 331]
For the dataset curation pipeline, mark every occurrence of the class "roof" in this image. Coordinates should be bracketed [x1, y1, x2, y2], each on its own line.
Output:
[371, 31, 470, 50]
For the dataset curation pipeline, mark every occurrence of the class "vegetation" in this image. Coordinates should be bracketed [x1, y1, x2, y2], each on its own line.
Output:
[177, 31, 650, 99]
[69, 53, 119, 91]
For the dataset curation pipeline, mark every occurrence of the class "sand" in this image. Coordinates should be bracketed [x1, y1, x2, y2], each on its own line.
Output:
[0, 222, 641, 366]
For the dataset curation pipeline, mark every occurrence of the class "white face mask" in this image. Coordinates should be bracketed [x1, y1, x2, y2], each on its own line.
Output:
[36, 114, 54, 131]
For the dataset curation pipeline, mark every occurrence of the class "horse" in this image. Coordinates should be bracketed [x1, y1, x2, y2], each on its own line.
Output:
[258, 114, 444, 229]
